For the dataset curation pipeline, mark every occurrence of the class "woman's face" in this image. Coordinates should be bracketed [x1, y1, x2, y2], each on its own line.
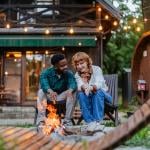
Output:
[76, 59, 88, 73]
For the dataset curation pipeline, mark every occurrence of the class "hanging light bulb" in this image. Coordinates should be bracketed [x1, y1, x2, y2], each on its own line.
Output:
[123, 26, 128, 31]
[5, 71, 8, 75]
[98, 25, 103, 31]
[127, 26, 131, 29]
[6, 23, 10, 29]
[144, 18, 148, 22]
[132, 18, 137, 24]
[45, 29, 50, 34]
[24, 27, 28, 32]
[105, 15, 109, 20]
[78, 42, 82, 46]
[113, 21, 118, 26]
[45, 50, 49, 55]
[136, 27, 141, 32]
[69, 27, 74, 34]
[98, 7, 102, 12]
[62, 47, 65, 51]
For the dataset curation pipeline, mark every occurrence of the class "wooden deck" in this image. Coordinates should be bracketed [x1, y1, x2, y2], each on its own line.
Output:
[0, 99, 150, 150]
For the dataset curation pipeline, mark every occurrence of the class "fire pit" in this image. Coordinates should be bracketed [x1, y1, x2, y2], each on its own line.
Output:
[37, 104, 114, 143]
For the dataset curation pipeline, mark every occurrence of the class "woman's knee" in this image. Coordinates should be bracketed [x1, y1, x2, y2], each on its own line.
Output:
[94, 89, 104, 97]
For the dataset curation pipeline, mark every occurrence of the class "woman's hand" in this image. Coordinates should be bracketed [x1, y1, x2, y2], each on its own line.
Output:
[91, 85, 97, 92]
[81, 84, 90, 96]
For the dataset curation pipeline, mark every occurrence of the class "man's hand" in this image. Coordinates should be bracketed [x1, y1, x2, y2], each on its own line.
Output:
[47, 89, 57, 104]
[66, 89, 73, 99]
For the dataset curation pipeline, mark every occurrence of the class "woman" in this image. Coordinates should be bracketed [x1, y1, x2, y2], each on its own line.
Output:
[72, 52, 112, 132]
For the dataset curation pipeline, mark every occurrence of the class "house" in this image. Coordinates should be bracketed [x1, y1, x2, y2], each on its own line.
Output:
[0, 0, 121, 106]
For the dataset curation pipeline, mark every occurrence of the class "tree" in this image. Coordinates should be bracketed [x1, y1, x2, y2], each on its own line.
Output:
[103, 0, 143, 77]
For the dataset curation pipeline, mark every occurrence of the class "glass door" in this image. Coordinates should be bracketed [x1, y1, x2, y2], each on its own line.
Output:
[4, 52, 22, 104]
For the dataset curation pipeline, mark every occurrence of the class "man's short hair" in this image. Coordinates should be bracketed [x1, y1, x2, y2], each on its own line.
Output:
[51, 53, 65, 65]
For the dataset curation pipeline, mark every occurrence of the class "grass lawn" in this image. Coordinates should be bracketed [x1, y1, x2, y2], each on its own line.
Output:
[123, 125, 150, 148]
[118, 95, 150, 148]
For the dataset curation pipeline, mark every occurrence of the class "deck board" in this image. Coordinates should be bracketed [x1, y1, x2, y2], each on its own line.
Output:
[0, 99, 149, 150]
[16, 133, 44, 150]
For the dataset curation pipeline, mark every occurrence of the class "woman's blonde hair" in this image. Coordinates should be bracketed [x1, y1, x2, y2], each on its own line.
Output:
[72, 52, 92, 69]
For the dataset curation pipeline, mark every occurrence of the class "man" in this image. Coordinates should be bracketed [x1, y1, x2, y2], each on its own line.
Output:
[36, 54, 77, 130]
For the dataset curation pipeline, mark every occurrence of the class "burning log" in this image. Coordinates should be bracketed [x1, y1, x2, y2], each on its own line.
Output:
[38, 103, 105, 137]
[41, 104, 62, 135]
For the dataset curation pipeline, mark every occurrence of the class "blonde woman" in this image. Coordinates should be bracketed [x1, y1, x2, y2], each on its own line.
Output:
[72, 52, 112, 132]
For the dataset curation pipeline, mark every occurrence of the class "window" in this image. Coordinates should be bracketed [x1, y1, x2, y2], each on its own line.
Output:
[25, 51, 54, 101]
[4, 52, 22, 103]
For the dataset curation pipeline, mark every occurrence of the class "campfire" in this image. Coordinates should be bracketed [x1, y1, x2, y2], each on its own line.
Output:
[42, 104, 65, 135]
[37, 102, 106, 138]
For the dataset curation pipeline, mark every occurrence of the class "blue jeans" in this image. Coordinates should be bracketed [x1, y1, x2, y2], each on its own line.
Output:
[77, 89, 112, 123]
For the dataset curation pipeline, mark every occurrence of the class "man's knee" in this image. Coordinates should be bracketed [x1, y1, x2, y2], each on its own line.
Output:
[38, 89, 45, 97]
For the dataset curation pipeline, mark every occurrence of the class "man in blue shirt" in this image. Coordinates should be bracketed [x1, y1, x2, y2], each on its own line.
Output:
[36, 54, 77, 129]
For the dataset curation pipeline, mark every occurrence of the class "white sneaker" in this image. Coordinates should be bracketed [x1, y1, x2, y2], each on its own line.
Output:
[94, 122, 105, 131]
[63, 119, 73, 127]
[87, 121, 97, 132]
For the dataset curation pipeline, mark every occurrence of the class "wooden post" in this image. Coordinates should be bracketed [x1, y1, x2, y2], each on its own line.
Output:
[100, 33, 103, 67]
[96, 4, 103, 67]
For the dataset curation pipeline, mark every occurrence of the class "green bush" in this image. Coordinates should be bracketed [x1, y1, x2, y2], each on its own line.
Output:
[124, 125, 150, 148]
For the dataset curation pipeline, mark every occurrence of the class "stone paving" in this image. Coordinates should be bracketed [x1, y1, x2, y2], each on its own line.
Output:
[48, 121, 116, 144]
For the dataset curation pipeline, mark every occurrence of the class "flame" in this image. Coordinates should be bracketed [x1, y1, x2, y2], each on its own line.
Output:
[42, 104, 61, 135]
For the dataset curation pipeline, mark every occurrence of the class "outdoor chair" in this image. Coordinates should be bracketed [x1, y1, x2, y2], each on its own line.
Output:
[75, 74, 119, 126]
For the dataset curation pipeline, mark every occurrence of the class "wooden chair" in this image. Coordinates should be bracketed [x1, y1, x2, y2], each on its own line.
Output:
[75, 74, 119, 126]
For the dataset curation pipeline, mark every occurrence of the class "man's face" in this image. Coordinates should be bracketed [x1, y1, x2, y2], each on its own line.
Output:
[76, 59, 88, 73]
[55, 58, 68, 73]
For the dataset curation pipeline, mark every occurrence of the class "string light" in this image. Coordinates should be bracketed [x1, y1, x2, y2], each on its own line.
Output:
[2, 4, 147, 35]
[98, 7, 102, 12]
[5, 71, 8, 75]
[69, 27, 74, 34]
[136, 27, 141, 32]
[98, 25, 103, 31]
[24, 27, 28, 32]
[123, 26, 128, 31]
[127, 26, 131, 29]
[45, 29, 50, 34]
[132, 18, 137, 24]
[45, 50, 49, 55]
[62, 47, 65, 51]
[6, 23, 10, 29]
[113, 21, 118, 26]
[78, 42, 82, 46]
[144, 18, 148, 22]
[105, 15, 109, 20]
